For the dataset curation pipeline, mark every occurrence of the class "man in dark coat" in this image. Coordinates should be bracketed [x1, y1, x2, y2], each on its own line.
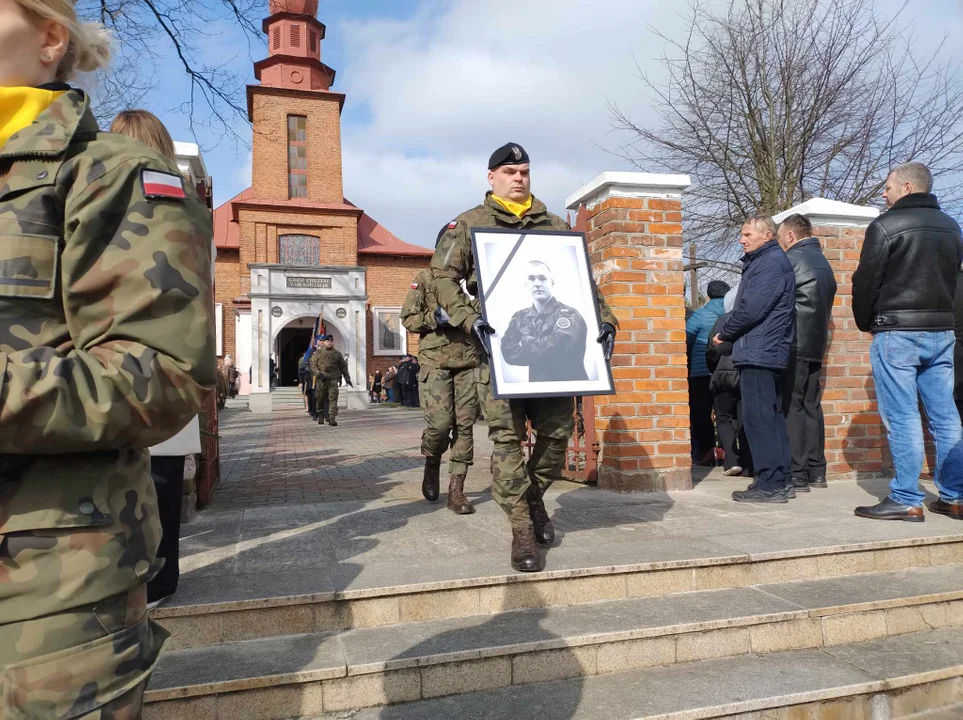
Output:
[777, 214, 838, 492]
[955, 271, 963, 423]
[713, 216, 796, 503]
[852, 162, 963, 522]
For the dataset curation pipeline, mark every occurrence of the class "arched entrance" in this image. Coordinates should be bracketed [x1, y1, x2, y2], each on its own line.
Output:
[275, 317, 314, 386]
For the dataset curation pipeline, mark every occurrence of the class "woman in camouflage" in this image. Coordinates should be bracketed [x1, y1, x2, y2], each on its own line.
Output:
[0, 1, 216, 717]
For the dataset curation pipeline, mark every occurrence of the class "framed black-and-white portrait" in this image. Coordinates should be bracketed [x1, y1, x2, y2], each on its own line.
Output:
[471, 229, 615, 399]
[372, 307, 406, 356]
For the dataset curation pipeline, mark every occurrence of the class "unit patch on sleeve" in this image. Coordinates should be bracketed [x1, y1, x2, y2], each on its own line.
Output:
[142, 170, 186, 200]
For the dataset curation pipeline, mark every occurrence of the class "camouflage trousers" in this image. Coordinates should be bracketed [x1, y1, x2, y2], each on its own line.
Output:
[0, 583, 167, 719]
[315, 377, 340, 420]
[420, 366, 479, 476]
[476, 366, 574, 528]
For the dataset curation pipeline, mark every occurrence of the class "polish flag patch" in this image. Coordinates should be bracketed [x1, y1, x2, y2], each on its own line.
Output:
[448, 221, 457, 229]
[142, 170, 186, 200]
[411, 282, 419, 289]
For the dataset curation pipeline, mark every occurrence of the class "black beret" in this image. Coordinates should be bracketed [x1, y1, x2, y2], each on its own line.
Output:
[489, 142, 530, 170]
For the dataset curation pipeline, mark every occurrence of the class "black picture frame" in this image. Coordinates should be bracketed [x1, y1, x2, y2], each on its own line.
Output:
[471, 228, 616, 400]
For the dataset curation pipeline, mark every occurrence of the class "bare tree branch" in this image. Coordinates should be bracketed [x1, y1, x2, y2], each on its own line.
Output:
[611, 0, 963, 263]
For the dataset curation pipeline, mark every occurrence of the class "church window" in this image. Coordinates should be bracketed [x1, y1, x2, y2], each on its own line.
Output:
[272, 27, 280, 50]
[287, 115, 308, 199]
[279, 235, 321, 266]
[309, 30, 318, 53]
[290, 24, 301, 48]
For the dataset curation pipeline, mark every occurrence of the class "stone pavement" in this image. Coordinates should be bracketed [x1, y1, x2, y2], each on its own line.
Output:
[213, 397, 495, 508]
[170, 401, 963, 609]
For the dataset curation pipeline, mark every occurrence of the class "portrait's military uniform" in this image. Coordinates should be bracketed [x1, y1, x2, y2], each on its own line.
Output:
[0, 89, 216, 716]
[431, 192, 618, 530]
[310, 343, 351, 422]
[502, 297, 589, 382]
[402, 267, 479, 510]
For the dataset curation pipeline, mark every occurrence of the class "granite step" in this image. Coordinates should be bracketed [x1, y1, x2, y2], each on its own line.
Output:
[153, 534, 963, 650]
[309, 628, 963, 720]
[144, 564, 963, 717]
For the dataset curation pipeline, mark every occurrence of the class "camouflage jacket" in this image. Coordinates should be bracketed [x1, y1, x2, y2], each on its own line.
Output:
[431, 192, 618, 335]
[400, 268, 477, 371]
[502, 297, 589, 382]
[310, 345, 350, 382]
[0, 89, 216, 623]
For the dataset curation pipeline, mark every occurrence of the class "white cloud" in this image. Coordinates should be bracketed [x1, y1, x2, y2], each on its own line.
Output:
[331, 0, 961, 247]
[335, 0, 692, 245]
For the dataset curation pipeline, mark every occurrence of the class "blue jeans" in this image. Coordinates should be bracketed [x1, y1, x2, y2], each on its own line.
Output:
[871, 331, 963, 506]
[740, 367, 791, 492]
[387, 388, 395, 403]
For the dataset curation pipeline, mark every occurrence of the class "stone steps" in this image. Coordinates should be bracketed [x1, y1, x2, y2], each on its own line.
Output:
[153, 535, 963, 651]
[143, 564, 963, 718]
[304, 629, 963, 720]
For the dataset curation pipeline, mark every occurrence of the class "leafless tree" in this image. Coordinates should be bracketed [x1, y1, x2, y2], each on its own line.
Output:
[75, 0, 263, 143]
[612, 0, 963, 262]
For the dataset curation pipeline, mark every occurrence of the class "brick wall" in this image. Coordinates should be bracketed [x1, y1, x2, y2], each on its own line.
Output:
[816, 224, 892, 479]
[214, 249, 241, 360]
[250, 90, 344, 204]
[362, 255, 430, 378]
[585, 197, 692, 492]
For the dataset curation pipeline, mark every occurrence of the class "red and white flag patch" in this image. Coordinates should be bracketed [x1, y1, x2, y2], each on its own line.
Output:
[411, 282, 419, 289]
[142, 170, 186, 199]
[448, 221, 457, 229]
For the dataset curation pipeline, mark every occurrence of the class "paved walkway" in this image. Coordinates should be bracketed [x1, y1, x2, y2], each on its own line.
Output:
[164, 397, 963, 611]
[213, 396, 495, 508]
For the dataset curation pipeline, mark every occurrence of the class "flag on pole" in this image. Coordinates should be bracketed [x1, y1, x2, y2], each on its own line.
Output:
[311, 311, 326, 349]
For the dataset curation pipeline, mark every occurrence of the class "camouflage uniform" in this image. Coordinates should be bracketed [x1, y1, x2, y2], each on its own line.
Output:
[310, 345, 350, 421]
[502, 297, 589, 382]
[0, 90, 216, 717]
[431, 193, 618, 528]
[401, 269, 479, 476]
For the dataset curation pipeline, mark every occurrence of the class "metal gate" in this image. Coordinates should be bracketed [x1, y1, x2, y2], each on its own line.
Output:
[198, 390, 220, 507]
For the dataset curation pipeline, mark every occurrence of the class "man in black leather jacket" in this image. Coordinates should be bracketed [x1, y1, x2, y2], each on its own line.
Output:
[852, 162, 963, 522]
[777, 214, 838, 492]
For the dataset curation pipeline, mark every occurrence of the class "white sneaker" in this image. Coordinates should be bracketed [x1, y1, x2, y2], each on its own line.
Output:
[724, 466, 743, 477]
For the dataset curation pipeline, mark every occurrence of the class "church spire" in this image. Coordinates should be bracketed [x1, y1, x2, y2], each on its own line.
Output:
[255, 0, 336, 91]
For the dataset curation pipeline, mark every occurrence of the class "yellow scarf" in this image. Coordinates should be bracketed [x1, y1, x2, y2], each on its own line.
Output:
[492, 194, 533, 218]
[0, 87, 65, 149]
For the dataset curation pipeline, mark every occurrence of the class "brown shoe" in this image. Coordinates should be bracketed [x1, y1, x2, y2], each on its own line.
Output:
[422, 457, 441, 502]
[526, 487, 555, 546]
[929, 499, 963, 520]
[511, 525, 542, 572]
[447, 474, 475, 515]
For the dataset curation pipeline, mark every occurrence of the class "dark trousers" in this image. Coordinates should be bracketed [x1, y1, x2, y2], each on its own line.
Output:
[741, 367, 791, 492]
[713, 390, 752, 472]
[306, 387, 316, 417]
[688, 376, 715, 460]
[783, 358, 827, 483]
[147, 456, 184, 603]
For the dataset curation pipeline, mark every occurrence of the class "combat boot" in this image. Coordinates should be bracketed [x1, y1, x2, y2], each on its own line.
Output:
[511, 525, 542, 573]
[526, 486, 555, 546]
[447, 474, 475, 514]
[329, 418, 338, 427]
[422, 457, 441, 502]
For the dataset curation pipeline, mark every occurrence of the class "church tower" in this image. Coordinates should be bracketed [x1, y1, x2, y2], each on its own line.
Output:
[247, 0, 348, 206]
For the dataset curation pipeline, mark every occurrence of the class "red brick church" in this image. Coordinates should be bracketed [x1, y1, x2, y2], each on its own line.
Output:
[213, 0, 431, 411]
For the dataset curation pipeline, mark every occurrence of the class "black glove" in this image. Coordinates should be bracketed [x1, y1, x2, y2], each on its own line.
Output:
[472, 317, 496, 357]
[433, 306, 451, 327]
[597, 322, 616, 362]
[345, 378, 354, 387]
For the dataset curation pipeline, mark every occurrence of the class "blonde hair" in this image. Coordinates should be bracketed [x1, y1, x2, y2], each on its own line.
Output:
[16, 0, 112, 81]
[110, 110, 176, 162]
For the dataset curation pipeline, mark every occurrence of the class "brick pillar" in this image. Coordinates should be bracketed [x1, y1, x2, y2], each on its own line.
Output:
[566, 172, 693, 492]
[773, 199, 892, 480]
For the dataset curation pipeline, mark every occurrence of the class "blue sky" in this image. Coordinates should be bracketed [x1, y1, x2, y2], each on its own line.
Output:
[121, 0, 963, 249]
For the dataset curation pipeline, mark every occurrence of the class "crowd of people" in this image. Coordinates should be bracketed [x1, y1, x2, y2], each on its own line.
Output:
[685, 162, 963, 522]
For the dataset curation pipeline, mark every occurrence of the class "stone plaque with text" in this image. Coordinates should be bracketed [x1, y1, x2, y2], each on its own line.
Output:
[286, 276, 332, 289]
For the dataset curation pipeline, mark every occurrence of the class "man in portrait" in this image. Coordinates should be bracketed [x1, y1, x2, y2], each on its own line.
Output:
[501, 260, 589, 382]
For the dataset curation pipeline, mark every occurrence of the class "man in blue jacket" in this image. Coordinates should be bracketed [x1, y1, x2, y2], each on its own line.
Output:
[686, 280, 730, 464]
[713, 216, 796, 502]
